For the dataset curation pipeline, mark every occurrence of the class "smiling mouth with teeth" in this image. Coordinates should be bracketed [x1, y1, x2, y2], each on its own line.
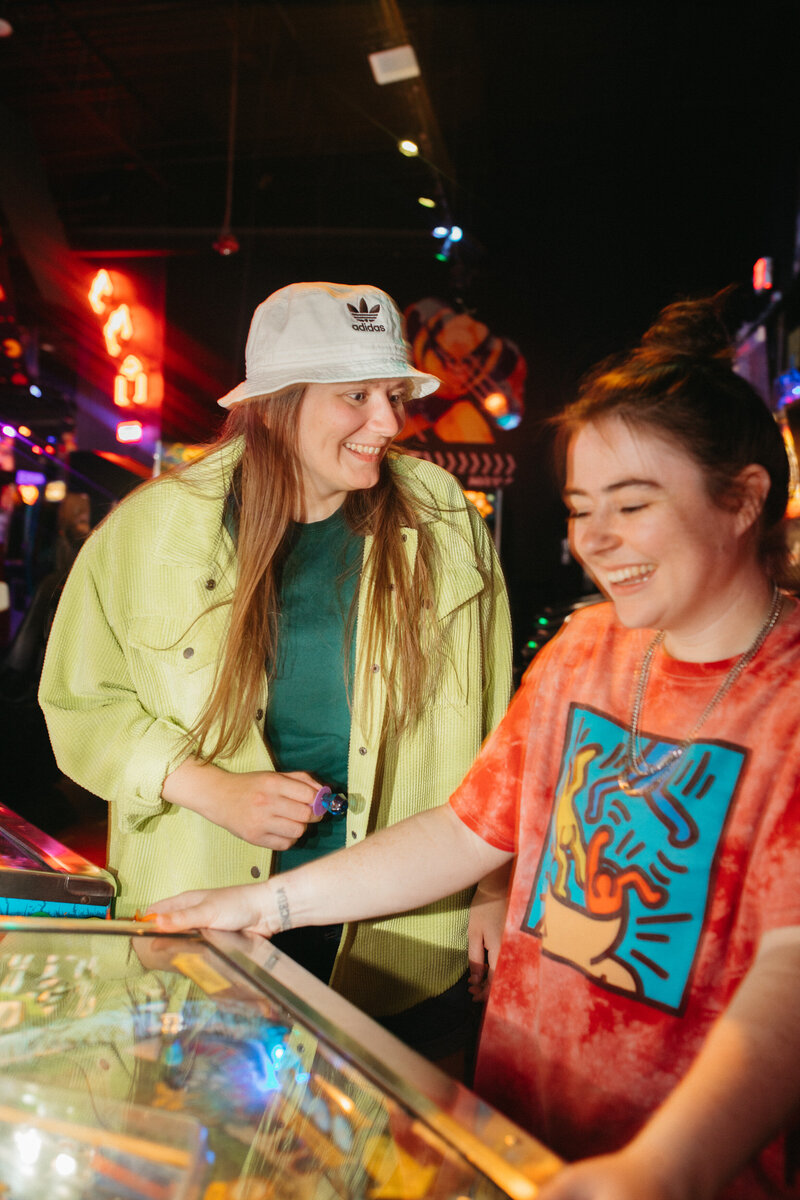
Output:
[606, 565, 655, 584]
[344, 442, 383, 455]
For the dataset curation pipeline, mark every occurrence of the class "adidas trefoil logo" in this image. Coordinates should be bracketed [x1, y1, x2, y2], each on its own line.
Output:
[348, 298, 381, 319]
[347, 297, 386, 332]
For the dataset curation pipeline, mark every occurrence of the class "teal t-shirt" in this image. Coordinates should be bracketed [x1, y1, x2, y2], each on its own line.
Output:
[266, 507, 362, 872]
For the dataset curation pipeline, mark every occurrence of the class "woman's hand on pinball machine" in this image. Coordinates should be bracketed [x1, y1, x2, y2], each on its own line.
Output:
[147, 881, 280, 937]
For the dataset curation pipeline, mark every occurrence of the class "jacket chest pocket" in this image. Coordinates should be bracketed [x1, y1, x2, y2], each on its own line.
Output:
[127, 615, 221, 727]
[429, 561, 485, 709]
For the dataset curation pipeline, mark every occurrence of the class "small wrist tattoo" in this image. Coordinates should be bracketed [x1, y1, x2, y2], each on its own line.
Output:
[276, 887, 292, 932]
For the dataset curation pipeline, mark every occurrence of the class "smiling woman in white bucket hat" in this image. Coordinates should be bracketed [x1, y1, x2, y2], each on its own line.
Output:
[40, 281, 513, 1073]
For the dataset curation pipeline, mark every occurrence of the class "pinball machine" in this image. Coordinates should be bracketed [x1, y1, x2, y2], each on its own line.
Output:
[0, 915, 562, 1199]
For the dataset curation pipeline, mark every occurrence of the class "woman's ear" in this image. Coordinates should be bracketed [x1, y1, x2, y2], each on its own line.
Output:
[733, 464, 771, 535]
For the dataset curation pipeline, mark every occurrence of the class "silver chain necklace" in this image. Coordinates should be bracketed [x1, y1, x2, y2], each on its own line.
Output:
[618, 584, 783, 793]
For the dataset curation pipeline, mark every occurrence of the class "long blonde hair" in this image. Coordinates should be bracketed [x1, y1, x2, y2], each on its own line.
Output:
[189, 387, 442, 761]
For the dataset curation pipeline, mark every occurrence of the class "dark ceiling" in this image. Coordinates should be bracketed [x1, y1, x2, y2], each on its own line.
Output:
[0, 0, 499, 437]
[2, 1, 799, 352]
[0, 1, 483, 247]
[2, 1, 800, 612]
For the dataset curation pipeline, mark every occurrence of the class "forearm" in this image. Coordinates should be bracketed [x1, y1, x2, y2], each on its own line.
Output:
[625, 939, 800, 1199]
[161, 756, 234, 818]
[272, 803, 512, 931]
[475, 859, 513, 898]
[151, 802, 513, 934]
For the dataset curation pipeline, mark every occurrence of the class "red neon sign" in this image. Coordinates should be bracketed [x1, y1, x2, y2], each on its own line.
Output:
[113, 354, 148, 407]
[88, 268, 162, 443]
[88, 269, 114, 315]
[753, 257, 772, 293]
[116, 420, 143, 443]
[103, 304, 134, 357]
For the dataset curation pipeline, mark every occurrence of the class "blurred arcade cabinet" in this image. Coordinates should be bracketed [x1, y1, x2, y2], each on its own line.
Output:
[0, 451, 144, 838]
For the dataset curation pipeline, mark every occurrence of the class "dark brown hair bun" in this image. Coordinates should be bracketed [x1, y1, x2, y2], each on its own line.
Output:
[639, 292, 734, 366]
[553, 287, 792, 584]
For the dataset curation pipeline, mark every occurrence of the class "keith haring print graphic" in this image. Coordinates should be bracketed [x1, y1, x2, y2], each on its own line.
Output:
[525, 702, 746, 1014]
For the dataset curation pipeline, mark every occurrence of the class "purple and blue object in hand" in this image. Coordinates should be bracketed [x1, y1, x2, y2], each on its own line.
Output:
[311, 787, 348, 818]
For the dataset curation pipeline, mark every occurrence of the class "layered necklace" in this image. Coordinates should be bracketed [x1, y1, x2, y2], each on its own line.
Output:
[618, 584, 784, 794]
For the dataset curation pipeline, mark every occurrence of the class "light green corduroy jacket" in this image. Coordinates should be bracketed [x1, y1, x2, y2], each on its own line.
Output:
[39, 440, 512, 1015]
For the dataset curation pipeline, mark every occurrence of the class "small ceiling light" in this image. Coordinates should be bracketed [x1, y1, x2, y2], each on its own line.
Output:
[398, 139, 419, 158]
[368, 45, 420, 86]
[431, 224, 464, 262]
[0, 19, 13, 38]
[417, 196, 436, 208]
[18, 425, 32, 437]
[29, 384, 42, 397]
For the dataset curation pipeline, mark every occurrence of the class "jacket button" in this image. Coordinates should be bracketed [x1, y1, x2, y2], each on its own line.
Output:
[205, 578, 216, 590]
[371, 664, 380, 673]
[255, 708, 264, 721]
[183, 647, 194, 659]
[401, 534, 407, 542]
[250, 866, 261, 879]
[358, 746, 367, 755]
[351, 831, 358, 839]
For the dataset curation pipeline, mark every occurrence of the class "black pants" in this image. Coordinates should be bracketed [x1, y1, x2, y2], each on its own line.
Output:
[271, 923, 343, 985]
[271, 924, 480, 1067]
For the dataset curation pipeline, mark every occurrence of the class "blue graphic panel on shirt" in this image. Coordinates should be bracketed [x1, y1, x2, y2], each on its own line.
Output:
[523, 702, 746, 1014]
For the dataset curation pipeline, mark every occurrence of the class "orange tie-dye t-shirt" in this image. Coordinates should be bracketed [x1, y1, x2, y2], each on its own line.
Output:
[451, 598, 800, 1197]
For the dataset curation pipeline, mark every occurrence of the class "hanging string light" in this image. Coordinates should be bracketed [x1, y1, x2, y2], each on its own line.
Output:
[366, 0, 464, 267]
[214, 3, 241, 257]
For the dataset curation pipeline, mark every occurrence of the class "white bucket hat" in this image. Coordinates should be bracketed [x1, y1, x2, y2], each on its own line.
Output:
[218, 281, 441, 408]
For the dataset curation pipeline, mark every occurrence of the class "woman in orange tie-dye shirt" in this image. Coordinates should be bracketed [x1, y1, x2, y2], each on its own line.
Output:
[153, 293, 800, 1200]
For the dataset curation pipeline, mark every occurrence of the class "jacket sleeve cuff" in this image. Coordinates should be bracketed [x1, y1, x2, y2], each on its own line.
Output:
[116, 718, 194, 831]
